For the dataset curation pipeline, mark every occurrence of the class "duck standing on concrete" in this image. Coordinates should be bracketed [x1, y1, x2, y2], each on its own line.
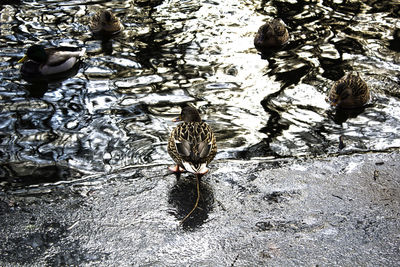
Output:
[168, 105, 217, 224]
[168, 105, 217, 175]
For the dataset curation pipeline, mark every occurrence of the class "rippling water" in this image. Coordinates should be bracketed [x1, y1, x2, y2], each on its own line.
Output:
[1, 0, 400, 186]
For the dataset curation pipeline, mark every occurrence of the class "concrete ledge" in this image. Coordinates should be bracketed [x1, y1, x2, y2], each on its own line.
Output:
[1, 151, 399, 266]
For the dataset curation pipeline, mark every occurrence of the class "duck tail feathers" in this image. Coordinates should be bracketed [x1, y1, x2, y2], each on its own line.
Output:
[182, 161, 208, 175]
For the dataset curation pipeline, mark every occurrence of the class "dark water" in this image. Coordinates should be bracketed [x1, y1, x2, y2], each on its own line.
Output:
[0, 0, 400, 185]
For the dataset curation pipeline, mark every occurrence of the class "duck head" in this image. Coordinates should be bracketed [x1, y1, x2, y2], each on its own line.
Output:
[173, 106, 202, 123]
[18, 45, 47, 64]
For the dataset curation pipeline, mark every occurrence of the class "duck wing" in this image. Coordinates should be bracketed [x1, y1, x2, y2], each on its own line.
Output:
[45, 47, 86, 66]
[174, 122, 215, 163]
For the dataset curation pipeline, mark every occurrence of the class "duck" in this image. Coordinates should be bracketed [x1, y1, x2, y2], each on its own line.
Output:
[90, 10, 123, 35]
[327, 72, 370, 109]
[168, 105, 217, 175]
[18, 45, 86, 77]
[254, 18, 289, 52]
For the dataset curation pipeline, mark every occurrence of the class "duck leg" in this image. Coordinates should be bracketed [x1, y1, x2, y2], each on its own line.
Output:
[168, 165, 186, 173]
[198, 168, 209, 175]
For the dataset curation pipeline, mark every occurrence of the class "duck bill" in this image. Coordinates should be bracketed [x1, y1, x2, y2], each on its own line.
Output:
[328, 98, 338, 106]
[330, 101, 338, 107]
[18, 55, 28, 63]
[172, 116, 181, 122]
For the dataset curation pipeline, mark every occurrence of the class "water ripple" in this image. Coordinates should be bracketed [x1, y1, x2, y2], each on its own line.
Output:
[0, 0, 400, 185]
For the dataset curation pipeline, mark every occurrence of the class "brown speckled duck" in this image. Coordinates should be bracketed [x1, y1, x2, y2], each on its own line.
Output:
[327, 73, 370, 109]
[90, 10, 123, 35]
[254, 18, 289, 52]
[168, 106, 217, 175]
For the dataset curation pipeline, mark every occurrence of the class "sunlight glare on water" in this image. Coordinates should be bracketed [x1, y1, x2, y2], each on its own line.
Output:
[0, 0, 399, 185]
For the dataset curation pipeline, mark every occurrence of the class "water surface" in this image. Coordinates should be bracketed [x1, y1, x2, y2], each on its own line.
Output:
[0, 0, 399, 185]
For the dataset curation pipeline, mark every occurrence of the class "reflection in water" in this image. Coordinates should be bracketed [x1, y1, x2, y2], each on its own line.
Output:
[0, 0, 399, 185]
[100, 39, 114, 55]
[389, 29, 400, 52]
[24, 82, 49, 98]
[330, 106, 368, 125]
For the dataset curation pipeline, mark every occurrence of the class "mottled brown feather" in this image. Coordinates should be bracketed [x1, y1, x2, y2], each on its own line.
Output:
[327, 73, 369, 109]
[167, 107, 217, 173]
[254, 18, 289, 52]
[90, 10, 122, 34]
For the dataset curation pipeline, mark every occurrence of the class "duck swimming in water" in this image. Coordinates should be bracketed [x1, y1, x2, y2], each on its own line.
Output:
[18, 44, 86, 77]
[254, 18, 289, 52]
[327, 73, 370, 109]
[90, 10, 123, 35]
[168, 105, 217, 175]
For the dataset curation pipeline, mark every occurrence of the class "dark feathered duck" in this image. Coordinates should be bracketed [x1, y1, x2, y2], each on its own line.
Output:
[168, 106, 217, 175]
[254, 18, 289, 52]
[90, 10, 123, 35]
[327, 73, 370, 109]
[18, 45, 86, 77]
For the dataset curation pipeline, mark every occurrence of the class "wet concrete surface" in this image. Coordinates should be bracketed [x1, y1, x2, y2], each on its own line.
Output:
[1, 150, 399, 266]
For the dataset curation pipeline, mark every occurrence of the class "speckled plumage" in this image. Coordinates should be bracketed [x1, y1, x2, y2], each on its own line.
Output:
[168, 106, 217, 174]
[327, 73, 370, 109]
[254, 18, 289, 52]
[90, 10, 123, 34]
